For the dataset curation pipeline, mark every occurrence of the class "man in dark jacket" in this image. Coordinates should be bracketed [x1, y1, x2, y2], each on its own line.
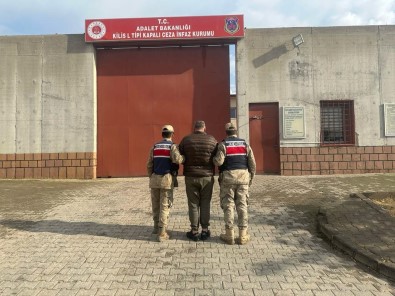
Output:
[179, 121, 218, 241]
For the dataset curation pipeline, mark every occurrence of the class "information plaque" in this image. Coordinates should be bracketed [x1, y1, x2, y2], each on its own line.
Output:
[384, 103, 395, 136]
[283, 107, 306, 139]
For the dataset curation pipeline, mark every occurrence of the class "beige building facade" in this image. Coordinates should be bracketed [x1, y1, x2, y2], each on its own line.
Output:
[237, 26, 395, 175]
[0, 25, 394, 178]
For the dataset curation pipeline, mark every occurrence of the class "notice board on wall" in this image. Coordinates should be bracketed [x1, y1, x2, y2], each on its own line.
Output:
[384, 103, 395, 136]
[283, 106, 306, 139]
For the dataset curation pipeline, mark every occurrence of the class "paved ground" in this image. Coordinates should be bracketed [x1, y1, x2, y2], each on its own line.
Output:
[317, 191, 395, 281]
[0, 173, 395, 296]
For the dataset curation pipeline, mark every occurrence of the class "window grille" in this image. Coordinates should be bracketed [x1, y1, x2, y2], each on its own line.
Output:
[320, 100, 355, 145]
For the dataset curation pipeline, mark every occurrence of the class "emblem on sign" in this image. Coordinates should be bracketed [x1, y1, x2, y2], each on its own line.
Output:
[87, 21, 106, 40]
[224, 17, 240, 35]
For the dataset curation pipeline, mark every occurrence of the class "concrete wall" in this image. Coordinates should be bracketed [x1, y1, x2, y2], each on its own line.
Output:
[0, 34, 97, 178]
[237, 26, 395, 175]
[237, 26, 395, 146]
[1, 26, 395, 178]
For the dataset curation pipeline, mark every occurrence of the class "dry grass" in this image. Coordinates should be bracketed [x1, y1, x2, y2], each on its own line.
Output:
[364, 192, 395, 217]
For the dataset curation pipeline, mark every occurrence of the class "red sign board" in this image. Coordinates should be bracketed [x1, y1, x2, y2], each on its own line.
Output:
[85, 15, 244, 42]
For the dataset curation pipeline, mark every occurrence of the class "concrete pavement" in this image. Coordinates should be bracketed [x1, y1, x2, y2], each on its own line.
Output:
[0, 174, 395, 295]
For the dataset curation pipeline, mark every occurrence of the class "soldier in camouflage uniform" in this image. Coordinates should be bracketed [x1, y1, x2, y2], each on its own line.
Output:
[147, 125, 184, 242]
[213, 123, 256, 245]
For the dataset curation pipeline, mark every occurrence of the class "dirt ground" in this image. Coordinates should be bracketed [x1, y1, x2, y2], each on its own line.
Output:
[364, 192, 395, 217]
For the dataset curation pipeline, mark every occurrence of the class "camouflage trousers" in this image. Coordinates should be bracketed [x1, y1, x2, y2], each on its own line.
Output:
[220, 184, 249, 230]
[151, 188, 172, 229]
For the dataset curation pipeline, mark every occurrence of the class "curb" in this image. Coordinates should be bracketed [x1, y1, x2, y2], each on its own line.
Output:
[317, 200, 395, 281]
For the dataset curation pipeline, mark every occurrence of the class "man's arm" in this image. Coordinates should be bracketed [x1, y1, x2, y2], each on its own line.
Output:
[213, 142, 226, 167]
[247, 145, 256, 185]
[170, 144, 184, 164]
[178, 138, 185, 155]
[210, 136, 218, 156]
[247, 145, 256, 175]
[147, 146, 154, 176]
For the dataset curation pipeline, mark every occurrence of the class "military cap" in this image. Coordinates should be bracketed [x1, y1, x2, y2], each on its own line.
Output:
[161, 125, 174, 133]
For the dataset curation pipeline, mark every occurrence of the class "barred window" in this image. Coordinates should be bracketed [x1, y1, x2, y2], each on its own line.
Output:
[320, 100, 355, 145]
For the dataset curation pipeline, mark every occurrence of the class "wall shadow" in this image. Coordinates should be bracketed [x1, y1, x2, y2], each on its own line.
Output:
[252, 44, 289, 68]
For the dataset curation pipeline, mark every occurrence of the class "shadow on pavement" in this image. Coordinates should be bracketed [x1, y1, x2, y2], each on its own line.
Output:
[1, 219, 158, 241]
[0, 219, 223, 243]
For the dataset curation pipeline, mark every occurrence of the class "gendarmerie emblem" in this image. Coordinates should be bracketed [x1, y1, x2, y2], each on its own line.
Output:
[224, 17, 240, 35]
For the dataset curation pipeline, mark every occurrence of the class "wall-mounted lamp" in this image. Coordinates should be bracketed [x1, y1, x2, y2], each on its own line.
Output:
[292, 34, 304, 47]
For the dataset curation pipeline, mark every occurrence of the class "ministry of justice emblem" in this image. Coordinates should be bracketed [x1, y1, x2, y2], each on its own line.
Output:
[87, 21, 106, 40]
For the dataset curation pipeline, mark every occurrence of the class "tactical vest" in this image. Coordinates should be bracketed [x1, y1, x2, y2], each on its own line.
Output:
[153, 140, 173, 175]
[220, 137, 248, 172]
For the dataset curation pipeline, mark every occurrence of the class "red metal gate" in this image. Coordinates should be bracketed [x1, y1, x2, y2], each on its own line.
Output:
[97, 46, 230, 177]
[249, 103, 280, 174]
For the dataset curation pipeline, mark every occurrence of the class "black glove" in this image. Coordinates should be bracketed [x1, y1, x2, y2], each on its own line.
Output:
[172, 175, 178, 187]
[170, 163, 179, 187]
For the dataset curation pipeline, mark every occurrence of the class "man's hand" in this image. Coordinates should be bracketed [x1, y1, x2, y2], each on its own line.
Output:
[218, 173, 223, 186]
[249, 173, 254, 187]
